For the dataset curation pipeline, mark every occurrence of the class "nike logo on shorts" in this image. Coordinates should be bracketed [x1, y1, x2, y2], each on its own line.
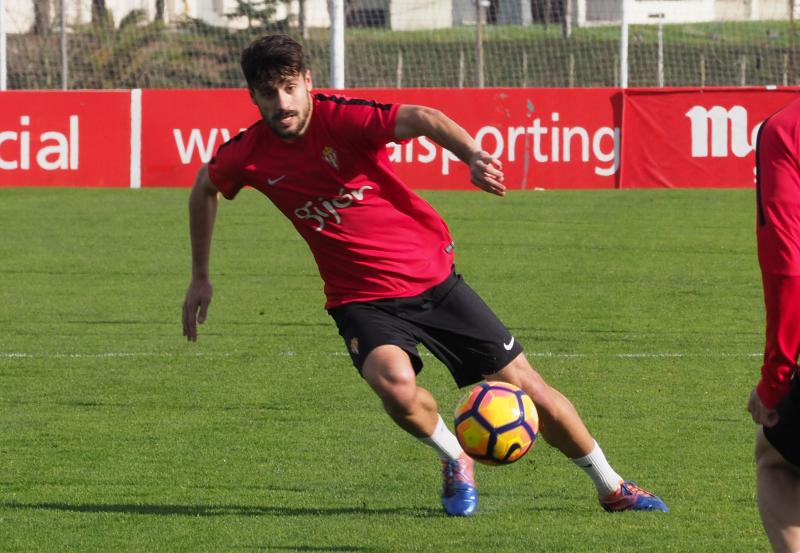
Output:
[503, 336, 515, 351]
[267, 175, 286, 186]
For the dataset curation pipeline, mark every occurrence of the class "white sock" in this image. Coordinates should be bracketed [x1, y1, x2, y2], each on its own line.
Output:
[571, 440, 623, 497]
[419, 415, 464, 461]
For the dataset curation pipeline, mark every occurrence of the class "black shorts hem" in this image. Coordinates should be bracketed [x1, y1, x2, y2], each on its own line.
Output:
[354, 342, 423, 378]
[763, 376, 800, 467]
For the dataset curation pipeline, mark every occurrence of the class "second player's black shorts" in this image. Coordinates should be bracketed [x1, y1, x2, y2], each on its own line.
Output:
[764, 374, 800, 467]
[328, 268, 524, 388]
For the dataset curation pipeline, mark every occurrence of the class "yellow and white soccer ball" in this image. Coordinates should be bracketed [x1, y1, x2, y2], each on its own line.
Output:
[454, 381, 539, 466]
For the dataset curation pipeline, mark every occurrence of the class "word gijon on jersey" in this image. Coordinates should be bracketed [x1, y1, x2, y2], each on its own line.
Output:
[294, 185, 373, 232]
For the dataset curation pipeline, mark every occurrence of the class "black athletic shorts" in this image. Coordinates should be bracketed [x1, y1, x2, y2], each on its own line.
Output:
[328, 268, 524, 388]
[764, 374, 800, 467]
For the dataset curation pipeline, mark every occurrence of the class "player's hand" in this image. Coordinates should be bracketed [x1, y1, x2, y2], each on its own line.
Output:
[469, 150, 506, 196]
[748, 388, 780, 427]
[182, 278, 213, 342]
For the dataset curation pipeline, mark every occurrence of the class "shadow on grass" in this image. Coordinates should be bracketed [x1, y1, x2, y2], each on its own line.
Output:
[238, 547, 376, 552]
[0, 501, 442, 518]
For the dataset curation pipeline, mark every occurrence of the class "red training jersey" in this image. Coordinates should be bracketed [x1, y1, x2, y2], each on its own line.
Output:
[757, 96, 800, 277]
[755, 97, 800, 407]
[207, 93, 455, 309]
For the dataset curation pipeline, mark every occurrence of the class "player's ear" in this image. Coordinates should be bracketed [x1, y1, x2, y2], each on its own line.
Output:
[304, 69, 313, 91]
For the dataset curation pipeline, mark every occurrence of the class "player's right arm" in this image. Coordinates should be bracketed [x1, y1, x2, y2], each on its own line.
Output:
[393, 104, 505, 196]
[182, 164, 219, 342]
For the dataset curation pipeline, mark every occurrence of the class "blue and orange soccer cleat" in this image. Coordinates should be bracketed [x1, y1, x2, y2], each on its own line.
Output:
[440, 453, 478, 517]
[600, 480, 669, 512]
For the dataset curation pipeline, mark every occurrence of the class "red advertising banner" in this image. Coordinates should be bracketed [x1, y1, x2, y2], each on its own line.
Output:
[140, 87, 621, 190]
[0, 91, 131, 187]
[141, 89, 258, 187]
[622, 87, 800, 188]
[355, 88, 621, 190]
[3, 87, 799, 190]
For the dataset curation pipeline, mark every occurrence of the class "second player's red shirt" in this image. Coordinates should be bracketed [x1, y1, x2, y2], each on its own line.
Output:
[757, 97, 800, 277]
[208, 93, 455, 309]
[756, 97, 800, 407]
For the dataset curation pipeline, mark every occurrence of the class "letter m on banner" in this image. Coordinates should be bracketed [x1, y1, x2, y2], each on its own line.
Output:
[621, 88, 799, 188]
[685, 105, 752, 158]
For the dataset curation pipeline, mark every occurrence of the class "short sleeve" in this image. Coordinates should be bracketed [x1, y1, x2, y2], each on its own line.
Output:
[208, 133, 245, 200]
[331, 97, 401, 151]
[359, 102, 401, 148]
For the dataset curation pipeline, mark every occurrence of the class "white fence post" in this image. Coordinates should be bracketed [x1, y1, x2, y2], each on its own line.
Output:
[329, 0, 345, 89]
[61, 0, 68, 90]
[619, 0, 629, 88]
[0, 0, 6, 91]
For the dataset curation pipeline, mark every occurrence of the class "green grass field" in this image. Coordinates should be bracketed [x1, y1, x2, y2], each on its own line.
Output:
[0, 187, 766, 552]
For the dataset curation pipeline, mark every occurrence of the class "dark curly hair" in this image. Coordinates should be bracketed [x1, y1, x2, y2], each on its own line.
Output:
[241, 34, 307, 93]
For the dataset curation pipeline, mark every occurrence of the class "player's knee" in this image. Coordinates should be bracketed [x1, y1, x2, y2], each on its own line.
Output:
[373, 377, 419, 417]
[491, 354, 552, 405]
[363, 348, 417, 404]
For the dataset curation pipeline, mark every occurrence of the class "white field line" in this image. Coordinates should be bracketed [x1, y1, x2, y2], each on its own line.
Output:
[0, 352, 231, 359]
[320, 351, 763, 359]
[531, 351, 762, 359]
[1, 351, 761, 360]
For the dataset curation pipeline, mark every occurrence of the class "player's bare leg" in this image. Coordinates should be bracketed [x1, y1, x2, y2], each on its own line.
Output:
[756, 429, 800, 552]
[492, 352, 668, 512]
[361, 344, 438, 437]
[490, 353, 593, 458]
[362, 344, 477, 516]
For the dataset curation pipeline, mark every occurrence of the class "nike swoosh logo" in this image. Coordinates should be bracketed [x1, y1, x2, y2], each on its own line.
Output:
[267, 175, 286, 186]
[503, 337, 515, 351]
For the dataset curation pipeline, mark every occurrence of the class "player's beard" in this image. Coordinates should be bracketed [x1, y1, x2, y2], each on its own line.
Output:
[267, 98, 312, 140]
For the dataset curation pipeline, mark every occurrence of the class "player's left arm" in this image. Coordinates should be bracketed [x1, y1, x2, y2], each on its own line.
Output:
[394, 104, 506, 196]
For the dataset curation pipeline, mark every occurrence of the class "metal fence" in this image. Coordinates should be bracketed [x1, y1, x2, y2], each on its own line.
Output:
[2, 0, 800, 89]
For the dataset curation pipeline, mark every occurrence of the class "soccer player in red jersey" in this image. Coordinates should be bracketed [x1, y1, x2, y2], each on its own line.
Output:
[182, 34, 667, 517]
[749, 97, 800, 551]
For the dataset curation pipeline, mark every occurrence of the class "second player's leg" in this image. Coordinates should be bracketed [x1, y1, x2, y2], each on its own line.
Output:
[490, 352, 594, 458]
[756, 428, 800, 553]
